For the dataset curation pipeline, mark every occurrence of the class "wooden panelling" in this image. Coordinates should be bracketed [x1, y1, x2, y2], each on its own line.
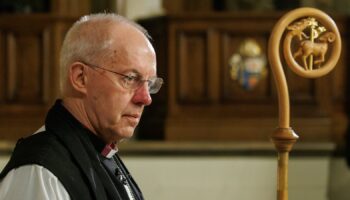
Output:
[287, 69, 315, 103]
[0, 15, 76, 140]
[0, 0, 91, 140]
[5, 31, 48, 103]
[0, 31, 4, 103]
[51, 0, 90, 16]
[177, 31, 208, 103]
[163, 0, 212, 14]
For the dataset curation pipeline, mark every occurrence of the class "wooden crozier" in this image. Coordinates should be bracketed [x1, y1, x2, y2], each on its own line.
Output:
[268, 7, 341, 200]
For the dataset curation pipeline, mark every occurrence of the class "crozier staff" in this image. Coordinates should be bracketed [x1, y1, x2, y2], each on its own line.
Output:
[0, 13, 163, 200]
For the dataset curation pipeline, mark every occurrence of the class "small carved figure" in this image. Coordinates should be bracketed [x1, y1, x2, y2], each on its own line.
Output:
[287, 18, 313, 40]
[293, 32, 336, 69]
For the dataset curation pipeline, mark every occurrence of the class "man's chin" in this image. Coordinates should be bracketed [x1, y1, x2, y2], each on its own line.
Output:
[116, 128, 135, 140]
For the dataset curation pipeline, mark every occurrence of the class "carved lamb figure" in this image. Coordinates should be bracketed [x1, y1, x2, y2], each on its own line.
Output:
[293, 32, 336, 69]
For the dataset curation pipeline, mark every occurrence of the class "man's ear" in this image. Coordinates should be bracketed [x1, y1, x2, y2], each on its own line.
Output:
[68, 62, 88, 94]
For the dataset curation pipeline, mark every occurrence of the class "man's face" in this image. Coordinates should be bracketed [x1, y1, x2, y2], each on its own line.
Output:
[84, 26, 157, 143]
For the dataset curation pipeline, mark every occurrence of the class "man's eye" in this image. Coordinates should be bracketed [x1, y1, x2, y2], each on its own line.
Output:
[124, 75, 137, 82]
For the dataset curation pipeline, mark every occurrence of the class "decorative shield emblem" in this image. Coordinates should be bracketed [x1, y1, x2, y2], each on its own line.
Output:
[229, 39, 267, 90]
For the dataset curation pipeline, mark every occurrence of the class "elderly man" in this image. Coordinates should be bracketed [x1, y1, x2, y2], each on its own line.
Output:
[0, 13, 162, 200]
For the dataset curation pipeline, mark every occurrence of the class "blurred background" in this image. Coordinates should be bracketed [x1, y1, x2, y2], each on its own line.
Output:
[0, 0, 350, 199]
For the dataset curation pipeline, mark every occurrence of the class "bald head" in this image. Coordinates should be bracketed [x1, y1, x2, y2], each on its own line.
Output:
[59, 13, 151, 95]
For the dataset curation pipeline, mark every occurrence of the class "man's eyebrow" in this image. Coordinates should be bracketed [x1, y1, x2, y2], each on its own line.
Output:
[123, 69, 141, 76]
[122, 68, 157, 78]
[122, 68, 148, 76]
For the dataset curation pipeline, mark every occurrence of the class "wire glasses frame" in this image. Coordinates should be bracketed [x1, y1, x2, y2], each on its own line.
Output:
[80, 61, 163, 94]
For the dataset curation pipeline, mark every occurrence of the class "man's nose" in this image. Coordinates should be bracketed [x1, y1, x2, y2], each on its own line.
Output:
[132, 83, 152, 106]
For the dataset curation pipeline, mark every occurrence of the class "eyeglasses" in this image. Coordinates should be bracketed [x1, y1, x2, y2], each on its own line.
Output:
[80, 61, 163, 94]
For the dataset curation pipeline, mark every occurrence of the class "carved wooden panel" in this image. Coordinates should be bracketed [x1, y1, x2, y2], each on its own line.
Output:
[5, 30, 49, 104]
[177, 31, 208, 103]
[0, 15, 76, 141]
